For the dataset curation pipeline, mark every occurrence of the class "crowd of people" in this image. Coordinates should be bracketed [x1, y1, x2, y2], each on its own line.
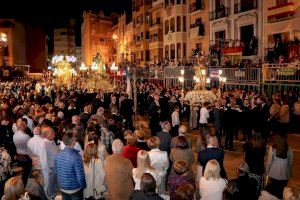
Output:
[0, 79, 300, 200]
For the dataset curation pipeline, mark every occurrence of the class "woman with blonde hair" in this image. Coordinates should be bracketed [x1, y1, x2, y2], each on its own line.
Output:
[83, 143, 106, 200]
[3, 176, 28, 200]
[199, 159, 227, 200]
[133, 150, 161, 191]
[283, 183, 300, 200]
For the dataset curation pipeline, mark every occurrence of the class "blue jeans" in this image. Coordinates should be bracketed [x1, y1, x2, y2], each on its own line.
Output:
[61, 189, 83, 200]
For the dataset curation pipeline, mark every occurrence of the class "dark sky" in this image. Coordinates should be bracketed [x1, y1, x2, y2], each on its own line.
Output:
[0, 0, 132, 47]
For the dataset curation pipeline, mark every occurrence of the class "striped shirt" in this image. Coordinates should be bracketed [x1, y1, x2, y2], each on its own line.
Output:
[54, 147, 86, 190]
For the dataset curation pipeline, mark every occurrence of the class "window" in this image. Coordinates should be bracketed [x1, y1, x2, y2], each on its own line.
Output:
[277, 0, 288, 6]
[146, 50, 150, 61]
[176, 0, 180, 4]
[183, 16, 186, 32]
[183, 43, 186, 57]
[177, 16, 181, 32]
[165, 20, 169, 35]
[170, 18, 175, 32]
[177, 43, 181, 59]
[170, 44, 175, 59]
[165, 45, 169, 59]
[141, 51, 144, 61]
[146, 31, 150, 39]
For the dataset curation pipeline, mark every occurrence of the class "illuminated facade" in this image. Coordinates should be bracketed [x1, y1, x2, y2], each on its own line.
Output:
[132, 0, 152, 66]
[81, 11, 115, 67]
[149, 0, 164, 63]
[53, 20, 76, 56]
[263, 0, 300, 60]
[163, 0, 189, 62]
[189, 0, 209, 55]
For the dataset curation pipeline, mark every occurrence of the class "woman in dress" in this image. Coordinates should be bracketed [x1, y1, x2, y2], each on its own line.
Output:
[121, 133, 141, 168]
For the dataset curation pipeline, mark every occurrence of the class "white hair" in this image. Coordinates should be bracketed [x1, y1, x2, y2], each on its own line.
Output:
[57, 111, 64, 119]
[112, 139, 123, 154]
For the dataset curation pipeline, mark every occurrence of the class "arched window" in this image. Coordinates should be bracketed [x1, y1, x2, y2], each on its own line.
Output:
[170, 44, 175, 59]
[165, 45, 169, 59]
[183, 43, 186, 58]
[170, 18, 175, 32]
[177, 43, 181, 59]
[183, 16, 186, 32]
[165, 20, 169, 35]
[177, 16, 181, 32]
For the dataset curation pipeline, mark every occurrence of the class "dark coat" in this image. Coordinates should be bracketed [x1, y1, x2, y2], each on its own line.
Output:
[156, 131, 171, 153]
[130, 190, 163, 200]
[198, 147, 227, 179]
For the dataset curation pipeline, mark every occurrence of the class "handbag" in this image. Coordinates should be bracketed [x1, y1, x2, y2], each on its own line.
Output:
[92, 158, 106, 200]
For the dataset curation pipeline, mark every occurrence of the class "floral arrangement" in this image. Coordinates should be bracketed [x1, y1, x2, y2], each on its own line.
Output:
[184, 89, 217, 105]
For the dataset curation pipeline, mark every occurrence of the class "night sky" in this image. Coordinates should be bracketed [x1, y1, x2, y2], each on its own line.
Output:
[0, 0, 132, 47]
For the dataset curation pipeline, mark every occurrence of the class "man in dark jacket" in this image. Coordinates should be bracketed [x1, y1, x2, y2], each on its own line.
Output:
[120, 93, 134, 131]
[198, 133, 227, 179]
[156, 121, 172, 154]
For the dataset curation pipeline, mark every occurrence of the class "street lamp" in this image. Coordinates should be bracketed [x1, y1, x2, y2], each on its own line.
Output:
[110, 61, 118, 85]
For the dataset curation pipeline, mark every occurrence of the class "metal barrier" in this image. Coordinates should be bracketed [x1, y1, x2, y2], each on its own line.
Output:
[262, 63, 300, 84]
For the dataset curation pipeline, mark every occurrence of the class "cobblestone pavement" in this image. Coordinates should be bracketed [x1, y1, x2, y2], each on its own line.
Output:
[135, 115, 300, 184]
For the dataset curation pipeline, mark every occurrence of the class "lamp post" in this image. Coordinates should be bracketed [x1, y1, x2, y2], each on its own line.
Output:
[0, 33, 8, 66]
[110, 62, 118, 85]
[179, 69, 185, 101]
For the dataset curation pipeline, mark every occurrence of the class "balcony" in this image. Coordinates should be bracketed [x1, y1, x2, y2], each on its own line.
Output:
[189, 2, 204, 15]
[267, 2, 295, 23]
[190, 26, 204, 39]
[152, 0, 164, 8]
[149, 39, 163, 49]
[150, 19, 163, 30]
[209, 8, 229, 21]
[234, 1, 257, 14]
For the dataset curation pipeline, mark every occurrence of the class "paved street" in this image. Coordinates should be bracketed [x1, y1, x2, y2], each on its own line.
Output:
[136, 115, 300, 184]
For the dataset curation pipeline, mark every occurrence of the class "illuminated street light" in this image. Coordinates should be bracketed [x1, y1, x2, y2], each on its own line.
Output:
[79, 62, 87, 71]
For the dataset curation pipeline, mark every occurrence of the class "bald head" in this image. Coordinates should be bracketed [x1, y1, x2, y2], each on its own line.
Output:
[72, 115, 79, 124]
[178, 125, 187, 135]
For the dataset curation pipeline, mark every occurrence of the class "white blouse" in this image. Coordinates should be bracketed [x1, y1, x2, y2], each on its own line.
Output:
[199, 177, 227, 200]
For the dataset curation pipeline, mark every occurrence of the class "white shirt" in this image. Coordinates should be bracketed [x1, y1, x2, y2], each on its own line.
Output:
[13, 131, 31, 155]
[27, 134, 44, 169]
[40, 139, 59, 174]
[132, 168, 161, 190]
[60, 141, 83, 156]
[23, 115, 34, 131]
[148, 148, 169, 176]
[171, 111, 180, 127]
[199, 107, 209, 124]
[199, 177, 227, 200]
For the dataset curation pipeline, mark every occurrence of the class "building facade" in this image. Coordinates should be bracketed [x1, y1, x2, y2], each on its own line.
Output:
[149, 0, 164, 63]
[54, 20, 76, 56]
[163, 0, 189, 62]
[208, 0, 263, 65]
[0, 19, 47, 72]
[81, 11, 115, 67]
[189, 0, 210, 55]
[263, 0, 300, 62]
[75, 46, 82, 68]
[132, 0, 152, 66]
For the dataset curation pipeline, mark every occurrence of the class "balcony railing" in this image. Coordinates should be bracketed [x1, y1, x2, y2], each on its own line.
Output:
[190, 26, 204, 39]
[267, 2, 295, 23]
[262, 63, 300, 84]
[234, 1, 257, 14]
[209, 8, 229, 21]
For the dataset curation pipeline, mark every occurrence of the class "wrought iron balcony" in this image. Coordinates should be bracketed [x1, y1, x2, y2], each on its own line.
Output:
[234, 1, 257, 14]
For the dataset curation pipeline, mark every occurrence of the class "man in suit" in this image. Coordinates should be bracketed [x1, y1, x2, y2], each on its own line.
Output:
[120, 93, 134, 131]
[79, 105, 91, 128]
[88, 107, 105, 126]
[104, 139, 134, 200]
[223, 101, 239, 150]
[198, 133, 227, 179]
[171, 125, 191, 149]
[260, 97, 270, 141]
[156, 121, 172, 154]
